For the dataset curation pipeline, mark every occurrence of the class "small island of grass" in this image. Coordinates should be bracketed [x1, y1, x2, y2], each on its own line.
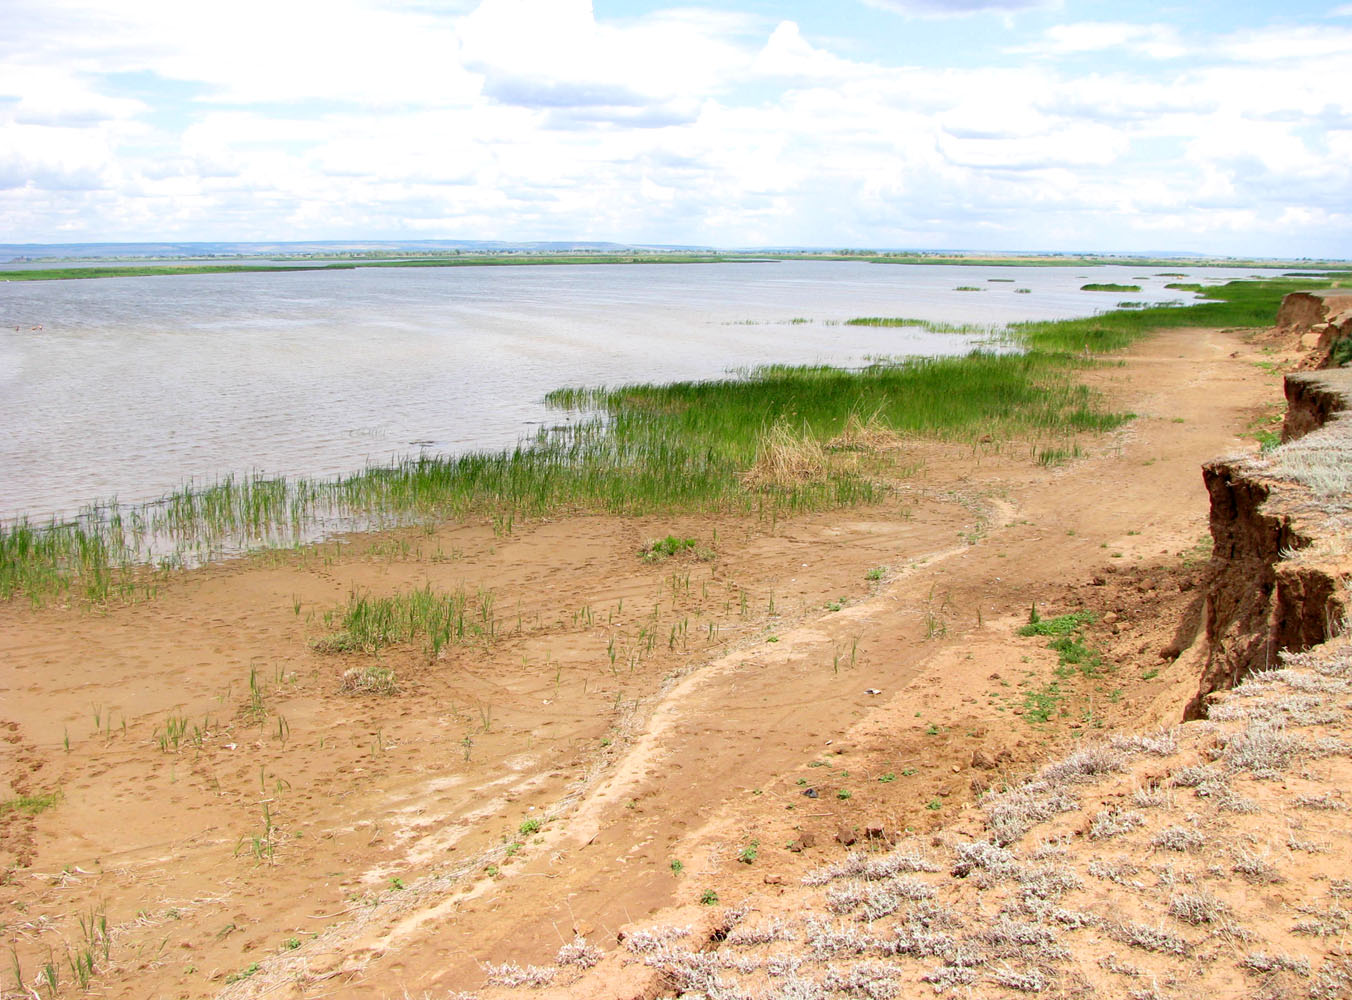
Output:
[1081, 282, 1141, 292]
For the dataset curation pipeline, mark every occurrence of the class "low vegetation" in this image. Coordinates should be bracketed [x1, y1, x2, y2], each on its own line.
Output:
[313, 584, 497, 658]
[0, 276, 1332, 605]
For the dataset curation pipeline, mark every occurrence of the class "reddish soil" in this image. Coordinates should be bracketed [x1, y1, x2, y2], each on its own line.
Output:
[0, 324, 1294, 999]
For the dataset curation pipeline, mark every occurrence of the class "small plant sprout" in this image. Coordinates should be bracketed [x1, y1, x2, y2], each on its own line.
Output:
[670, 858, 684, 875]
[519, 817, 541, 836]
[700, 889, 719, 905]
[738, 840, 759, 864]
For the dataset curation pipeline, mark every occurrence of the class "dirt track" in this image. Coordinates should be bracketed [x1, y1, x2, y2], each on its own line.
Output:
[0, 324, 1288, 998]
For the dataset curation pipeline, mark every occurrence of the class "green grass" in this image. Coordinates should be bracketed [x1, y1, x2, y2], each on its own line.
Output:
[641, 535, 698, 562]
[0, 276, 1329, 606]
[1017, 609, 1096, 637]
[1022, 684, 1063, 723]
[1081, 283, 1141, 292]
[844, 317, 998, 335]
[0, 790, 60, 816]
[0, 264, 353, 281]
[1020, 607, 1103, 681]
[314, 584, 497, 657]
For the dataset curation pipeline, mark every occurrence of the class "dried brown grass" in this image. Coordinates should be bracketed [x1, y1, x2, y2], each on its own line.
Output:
[742, 421, 832, 489]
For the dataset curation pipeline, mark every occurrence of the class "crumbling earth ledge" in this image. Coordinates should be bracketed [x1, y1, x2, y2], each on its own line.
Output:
[1185, 367, 1352, 719]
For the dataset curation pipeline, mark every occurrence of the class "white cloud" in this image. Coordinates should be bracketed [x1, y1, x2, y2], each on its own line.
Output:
[0, 1, 1349, 255]
[862, 0, 1058, 16]
[1216, 25, 1352, 62]
[753, 21, 870, 81]
[1018, 21, 1187, 59]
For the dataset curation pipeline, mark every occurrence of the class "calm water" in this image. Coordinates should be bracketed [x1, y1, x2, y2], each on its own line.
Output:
[0, 261, 1253, 521]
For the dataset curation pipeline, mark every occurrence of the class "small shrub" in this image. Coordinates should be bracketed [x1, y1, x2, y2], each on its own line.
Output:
[1231, 847, 1282, 883]
[483, 962, 557, 987]
[1090, 808, 1146, 840]
[640, 535, 697, 562]
[1150, 826, 1204, 852]
[1107, 919, 1191, 955]
[1168, 890, 1228, 925]
[555, 937, 603, 969]
[1241, 951, 1311, 976]
[340, 665, 397, 695]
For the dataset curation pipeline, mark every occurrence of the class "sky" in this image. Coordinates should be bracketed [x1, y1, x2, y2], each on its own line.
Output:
[1, 0, 1350, 257]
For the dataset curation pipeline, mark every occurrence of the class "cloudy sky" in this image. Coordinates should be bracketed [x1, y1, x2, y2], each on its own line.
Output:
[2, 0, 1350, 256]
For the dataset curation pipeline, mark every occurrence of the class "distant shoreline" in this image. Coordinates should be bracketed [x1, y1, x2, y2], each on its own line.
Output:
[2, 252, 1348, 282]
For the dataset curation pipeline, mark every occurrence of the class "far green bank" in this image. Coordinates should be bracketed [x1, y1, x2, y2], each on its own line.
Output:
[0, 276, 1337, 605]
[2, 255, 1349, 282]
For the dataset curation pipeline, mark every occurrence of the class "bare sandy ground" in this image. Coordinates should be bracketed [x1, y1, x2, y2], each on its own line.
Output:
[0, 324, 1289, 999]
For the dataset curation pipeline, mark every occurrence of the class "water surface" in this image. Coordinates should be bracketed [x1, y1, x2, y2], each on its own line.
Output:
[0, 261, 1253, 521]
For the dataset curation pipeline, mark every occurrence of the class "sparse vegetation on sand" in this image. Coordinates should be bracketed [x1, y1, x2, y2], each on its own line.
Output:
[0, 277, 1330, 605]
[313, 584, 498, 657]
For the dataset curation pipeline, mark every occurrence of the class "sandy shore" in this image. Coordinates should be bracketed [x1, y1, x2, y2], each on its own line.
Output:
[0, 323, 1291, 998]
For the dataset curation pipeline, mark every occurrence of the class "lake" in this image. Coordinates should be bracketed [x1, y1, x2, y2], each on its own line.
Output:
[0, 260, 1254, 521]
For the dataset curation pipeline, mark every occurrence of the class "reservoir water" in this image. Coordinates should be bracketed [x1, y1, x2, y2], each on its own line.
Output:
[0, 261, 1257, 521]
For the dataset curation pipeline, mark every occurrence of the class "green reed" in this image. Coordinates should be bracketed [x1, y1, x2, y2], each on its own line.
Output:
[315, 584, 495, 656]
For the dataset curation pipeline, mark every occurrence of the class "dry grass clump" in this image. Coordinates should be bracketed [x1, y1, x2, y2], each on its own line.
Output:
[981, 745, 1126, 845]
[827, 410, 903, 452]
[1106, 919, 1192, 956]
[1313, 955, 1352, 998]
[803, 849, 938, 887]
[1214, 718, 1345, 777]
[1168, 889, 1229, 925]
[951, 839, 1019, 881]
[1291, 902, 1351, 937]
[1132, 784, 1175, 809]
[726, 916, 796, 946]
[1111, 729, 1182, 757]
[742, 421, 831, 489]
[1149, 825, 1205, 853]
[339, 664, 397, 695]
[1088, 856, 1145, 887]
[1294, 791, 1348, 810]
[482, 961, 557, 987]
[1090, 808, 1147, 839]
[822, 961, 904, 998]
[990, 962, 1053, 993]
[1241, 950, 1312, 976]
[554, 937, 603, 969]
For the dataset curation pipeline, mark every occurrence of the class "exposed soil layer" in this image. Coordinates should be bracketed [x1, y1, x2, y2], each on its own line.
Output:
[1272, 289, 1352, 369]
[1186, 368, 1352, 719]
[0, 323, 1305, 999]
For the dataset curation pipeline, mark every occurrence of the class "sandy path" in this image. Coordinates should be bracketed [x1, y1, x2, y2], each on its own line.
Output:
[316, 326, 1280, 996]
